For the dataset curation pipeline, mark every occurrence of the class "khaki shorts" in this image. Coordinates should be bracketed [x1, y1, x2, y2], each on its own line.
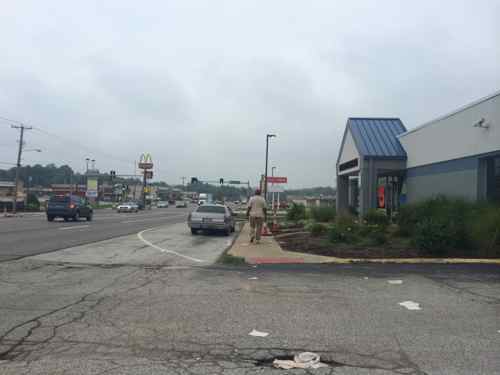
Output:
[249, 216, 264, 241]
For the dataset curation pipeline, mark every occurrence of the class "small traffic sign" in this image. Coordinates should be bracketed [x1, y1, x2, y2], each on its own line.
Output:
[266, 176, 287, 184]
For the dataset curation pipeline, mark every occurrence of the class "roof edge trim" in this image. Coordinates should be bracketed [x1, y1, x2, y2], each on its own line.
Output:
[398, 89, 500, 138]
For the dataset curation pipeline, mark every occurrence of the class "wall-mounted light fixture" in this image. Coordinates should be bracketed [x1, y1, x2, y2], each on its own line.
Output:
[473, 118, 490, 129]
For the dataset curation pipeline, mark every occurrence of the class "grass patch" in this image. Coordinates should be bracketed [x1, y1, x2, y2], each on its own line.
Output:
[219, 253, 246, 265]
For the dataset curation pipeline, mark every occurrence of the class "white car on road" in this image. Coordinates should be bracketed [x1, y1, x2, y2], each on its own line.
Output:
[176, 200, 188, 208]
[116, 202, 139, 213]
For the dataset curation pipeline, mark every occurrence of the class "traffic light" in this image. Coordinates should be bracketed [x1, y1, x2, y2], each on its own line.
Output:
[110, 170, 116, 177]
[220, 178, 224, 185]
[191, 177, 198, 184]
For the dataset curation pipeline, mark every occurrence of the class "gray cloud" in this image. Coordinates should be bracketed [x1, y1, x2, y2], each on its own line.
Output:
[0, 0, 499, 187]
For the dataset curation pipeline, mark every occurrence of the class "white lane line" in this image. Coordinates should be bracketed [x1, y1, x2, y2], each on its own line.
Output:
[58, 225, 90, 231]
[137, 227, 205, 263]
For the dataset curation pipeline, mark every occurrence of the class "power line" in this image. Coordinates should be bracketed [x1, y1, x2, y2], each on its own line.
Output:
[32, 127, 136, 166]
[0, 115, 25, 126]
[0, 114, 136, 165]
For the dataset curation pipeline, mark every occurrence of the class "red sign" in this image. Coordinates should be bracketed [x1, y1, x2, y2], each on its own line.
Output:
[377, 186, 385, 208]
[138, 162, 153, 170]
[267, 176, 287, 184]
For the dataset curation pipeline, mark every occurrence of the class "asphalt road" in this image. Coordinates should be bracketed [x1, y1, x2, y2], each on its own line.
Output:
[0, 261, 499, 374]
[0, 207, 192, 261]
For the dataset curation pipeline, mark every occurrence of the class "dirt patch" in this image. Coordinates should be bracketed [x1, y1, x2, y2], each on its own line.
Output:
[276, 231, 500, 259]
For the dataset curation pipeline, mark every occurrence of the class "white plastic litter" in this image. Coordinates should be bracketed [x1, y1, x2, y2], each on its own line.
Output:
[248, 277, 259, 280]
[399, 301, 421, 310]
[363, 277, 369, 280]
[249, 329, 269, 337]
[388, 280, 403, 285]
[273, 352, 328, 369]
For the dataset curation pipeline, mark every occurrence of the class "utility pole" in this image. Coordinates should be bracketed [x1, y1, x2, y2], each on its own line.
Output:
[181, 177, 186, 191]
[11, 125, 32, 214]
[264, 134, 276, 203]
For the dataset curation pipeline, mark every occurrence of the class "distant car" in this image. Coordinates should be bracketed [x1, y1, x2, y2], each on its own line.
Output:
[135, 201, 145, 210]
[188, 203, 235, 235]
[176, 200, 188, 208]
[47, 195, 93, 222]
[157, 201, 169, 208]
[116, 202, 139, 213]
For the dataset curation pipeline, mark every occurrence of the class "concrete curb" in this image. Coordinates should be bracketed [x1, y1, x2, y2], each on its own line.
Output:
[288, 255, 500, 265]
[215, 222, 245, 264]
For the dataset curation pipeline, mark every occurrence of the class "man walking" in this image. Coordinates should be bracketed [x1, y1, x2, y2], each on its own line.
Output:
[246, 189, 267, 244]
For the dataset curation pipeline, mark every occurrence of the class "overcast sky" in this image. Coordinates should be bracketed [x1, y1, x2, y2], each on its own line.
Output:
[1, 1, 499, 188]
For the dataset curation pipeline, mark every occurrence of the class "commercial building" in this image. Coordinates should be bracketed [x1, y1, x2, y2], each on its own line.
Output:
[336, 91, 500, 215]
[0, 180, 24, 211]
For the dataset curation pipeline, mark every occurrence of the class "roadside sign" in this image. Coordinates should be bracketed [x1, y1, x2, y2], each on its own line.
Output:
[267, 176, 287, 184]
[138, 153, 153, 169]
[86, 177, 98, 198]
[268, 185, 284, 193]
[145, 171, 153, 179]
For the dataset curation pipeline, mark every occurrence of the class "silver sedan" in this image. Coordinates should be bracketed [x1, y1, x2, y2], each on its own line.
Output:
[187, 204, 235, 236]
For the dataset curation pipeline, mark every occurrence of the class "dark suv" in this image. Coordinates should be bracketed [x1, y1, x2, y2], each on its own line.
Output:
[47, 195, 93, 222]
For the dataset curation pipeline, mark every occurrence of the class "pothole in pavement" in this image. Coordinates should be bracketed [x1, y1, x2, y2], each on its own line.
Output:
[253, 354, 345, 368]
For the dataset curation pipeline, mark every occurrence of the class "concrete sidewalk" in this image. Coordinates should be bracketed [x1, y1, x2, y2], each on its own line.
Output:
[228, 223, 335, 264]
[229, 223, 500, 265]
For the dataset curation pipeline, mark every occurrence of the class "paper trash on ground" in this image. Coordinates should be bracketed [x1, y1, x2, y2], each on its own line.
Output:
[388, 280, 403, 285]
[273, 352, 328, 369]
[399, 301, 421, 310]
[248, 277, 259, 280]
[249, 329, 269, 337]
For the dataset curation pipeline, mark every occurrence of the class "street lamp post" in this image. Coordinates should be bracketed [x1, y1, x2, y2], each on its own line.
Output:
[271, 166, 276, 211]
[264, 134, 276, 203]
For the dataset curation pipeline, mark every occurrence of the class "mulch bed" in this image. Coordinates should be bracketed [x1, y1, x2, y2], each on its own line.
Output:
[275, 231, 500, 259]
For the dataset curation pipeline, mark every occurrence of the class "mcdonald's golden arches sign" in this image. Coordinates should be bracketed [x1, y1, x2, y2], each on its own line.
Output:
[138, 153, 153, 169]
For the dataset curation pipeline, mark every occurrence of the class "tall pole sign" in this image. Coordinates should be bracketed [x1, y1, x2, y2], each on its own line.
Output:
[138, 153, 153, 208]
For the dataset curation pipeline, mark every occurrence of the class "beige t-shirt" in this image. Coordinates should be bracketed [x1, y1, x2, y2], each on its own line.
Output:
[247, 196, 267, 218]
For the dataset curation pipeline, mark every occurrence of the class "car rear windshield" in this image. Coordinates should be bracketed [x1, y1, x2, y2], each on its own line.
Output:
[49, 196, 70, 203]
[196, 206, 225, 214]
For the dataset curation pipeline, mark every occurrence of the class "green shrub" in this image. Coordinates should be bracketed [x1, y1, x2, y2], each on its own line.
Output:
[327, 225, 344, 243]
[309, 222, 328, 237]
[466, 204, 500, 252]
[336, 215, 358, 232]
[414, 217, 456, 255]
[327, 219, 360, 244]
[359, 224, 387, 246]
[26, 193, 40, 211]
[286, 203, 306, 222]
[309, 206, 336, 223]
[363, 209, 390, 228]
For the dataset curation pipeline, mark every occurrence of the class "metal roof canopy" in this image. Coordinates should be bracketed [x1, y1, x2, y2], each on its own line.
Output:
[337, 117, 407, 166]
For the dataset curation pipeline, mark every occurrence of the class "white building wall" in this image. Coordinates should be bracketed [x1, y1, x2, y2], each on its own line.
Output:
[399, 92, 500, 168]
[337, 128, 360, 175]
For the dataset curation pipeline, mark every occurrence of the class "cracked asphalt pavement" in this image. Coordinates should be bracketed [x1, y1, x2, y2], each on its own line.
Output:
[0, 218, 499, 374]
